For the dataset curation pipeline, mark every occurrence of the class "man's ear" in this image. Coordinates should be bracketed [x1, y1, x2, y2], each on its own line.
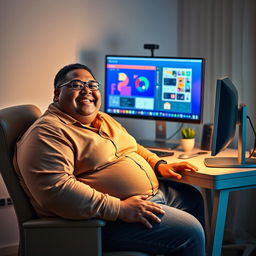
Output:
[53, 88, 60, 102]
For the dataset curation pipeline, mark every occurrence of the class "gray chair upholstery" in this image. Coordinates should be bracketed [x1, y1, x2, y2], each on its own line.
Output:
[0, 105, 150, 256]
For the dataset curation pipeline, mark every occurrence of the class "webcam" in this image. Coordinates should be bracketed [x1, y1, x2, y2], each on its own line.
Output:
[144, 44, 159, 50]
[144, 44, 159, 57]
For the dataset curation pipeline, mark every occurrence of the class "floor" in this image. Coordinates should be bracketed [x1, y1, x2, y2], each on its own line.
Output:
[222, 243, 256, 256]
[3, 244, 256, 256]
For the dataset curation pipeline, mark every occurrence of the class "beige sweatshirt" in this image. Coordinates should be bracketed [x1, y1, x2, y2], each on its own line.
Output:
[13, 104, 161, 221]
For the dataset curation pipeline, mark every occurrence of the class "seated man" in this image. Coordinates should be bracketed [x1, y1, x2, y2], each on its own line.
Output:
[14, 63, 205, 255]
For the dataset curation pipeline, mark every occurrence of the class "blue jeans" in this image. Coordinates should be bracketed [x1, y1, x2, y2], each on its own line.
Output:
[102, 179, 206, 256]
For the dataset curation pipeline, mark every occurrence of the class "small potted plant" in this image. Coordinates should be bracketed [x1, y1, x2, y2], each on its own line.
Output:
[180, 127, 196, 152]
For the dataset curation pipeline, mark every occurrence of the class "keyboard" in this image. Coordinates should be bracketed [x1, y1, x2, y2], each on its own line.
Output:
[148, 149, 174, 157]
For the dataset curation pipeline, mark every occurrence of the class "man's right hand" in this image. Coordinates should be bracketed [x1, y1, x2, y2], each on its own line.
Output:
[118, 195, 165, 228]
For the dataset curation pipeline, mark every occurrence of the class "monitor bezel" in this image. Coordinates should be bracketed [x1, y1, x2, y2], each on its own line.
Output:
[104, 55, 205, 124]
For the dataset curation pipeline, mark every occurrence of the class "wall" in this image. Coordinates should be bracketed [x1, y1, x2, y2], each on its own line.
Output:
[0, 0, 177, 139]
[0, 0, 177, 249]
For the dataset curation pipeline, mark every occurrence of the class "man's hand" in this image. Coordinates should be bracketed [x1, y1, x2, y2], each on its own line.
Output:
[157, 161, 198, 179]
[118, 195, 165, 228]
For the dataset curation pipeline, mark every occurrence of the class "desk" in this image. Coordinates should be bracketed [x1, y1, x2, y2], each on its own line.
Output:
[162, 148, 256, 256]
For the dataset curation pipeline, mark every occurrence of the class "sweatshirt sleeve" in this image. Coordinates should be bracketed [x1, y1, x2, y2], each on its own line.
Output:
[136, 143, 162, 170]
[14, 125, 120, 221]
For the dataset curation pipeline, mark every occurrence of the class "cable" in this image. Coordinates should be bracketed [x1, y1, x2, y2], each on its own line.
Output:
[247, 115, 256, 158]
[166, 123, 184, 141]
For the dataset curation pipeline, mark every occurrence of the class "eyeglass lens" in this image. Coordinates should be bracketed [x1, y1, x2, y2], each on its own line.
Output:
[69, 80, 99, 90]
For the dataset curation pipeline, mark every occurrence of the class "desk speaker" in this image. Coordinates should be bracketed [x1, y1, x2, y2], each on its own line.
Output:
[201, 123, 213, 150]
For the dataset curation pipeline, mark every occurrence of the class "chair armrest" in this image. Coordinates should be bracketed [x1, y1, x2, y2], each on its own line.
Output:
[22, 218, 106, 256]
[23, 217, 106, 228]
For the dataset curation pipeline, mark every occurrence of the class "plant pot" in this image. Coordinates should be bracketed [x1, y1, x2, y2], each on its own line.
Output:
[180, 138, 195, 152]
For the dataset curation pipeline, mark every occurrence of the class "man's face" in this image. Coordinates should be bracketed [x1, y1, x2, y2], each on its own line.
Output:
[54, 69, 101, 124]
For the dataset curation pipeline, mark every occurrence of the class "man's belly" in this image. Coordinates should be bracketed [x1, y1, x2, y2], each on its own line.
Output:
[77, 152, 159, 199]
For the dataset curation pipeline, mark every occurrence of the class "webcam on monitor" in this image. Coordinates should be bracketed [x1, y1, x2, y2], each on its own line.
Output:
[143, 44, 159, 50]
[144, 44, 159, 57]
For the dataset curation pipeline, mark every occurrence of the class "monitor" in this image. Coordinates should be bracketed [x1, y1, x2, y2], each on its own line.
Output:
[204, 77, 256, 168]
[104, 55, 205, 148]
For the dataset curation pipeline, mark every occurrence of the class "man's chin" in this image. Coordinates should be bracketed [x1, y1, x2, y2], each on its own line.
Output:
[77, 108, 99, 117]
[73, 110, 98, 125]
[77, 104, 94, 113]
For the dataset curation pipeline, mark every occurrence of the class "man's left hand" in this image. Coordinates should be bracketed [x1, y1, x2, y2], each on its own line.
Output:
[157, 162, 198, 180]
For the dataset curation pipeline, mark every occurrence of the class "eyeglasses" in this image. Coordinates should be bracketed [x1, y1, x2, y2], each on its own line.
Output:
[57, 80, 100, 91]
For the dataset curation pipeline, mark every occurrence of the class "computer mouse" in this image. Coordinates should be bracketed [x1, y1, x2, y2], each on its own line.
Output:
[178, 153, 192, 159]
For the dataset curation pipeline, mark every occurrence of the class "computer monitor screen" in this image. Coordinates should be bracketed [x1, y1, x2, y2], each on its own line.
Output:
[211, 77, 238, 155]
[105, 55, 205, 124]
[204, 77, 256, 168]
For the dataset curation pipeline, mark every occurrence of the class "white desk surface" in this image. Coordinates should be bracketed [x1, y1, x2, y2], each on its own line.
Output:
[162, 148, 256, 190]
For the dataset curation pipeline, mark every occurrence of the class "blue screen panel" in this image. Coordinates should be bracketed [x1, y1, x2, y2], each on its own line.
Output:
[105, 56, 204, 123]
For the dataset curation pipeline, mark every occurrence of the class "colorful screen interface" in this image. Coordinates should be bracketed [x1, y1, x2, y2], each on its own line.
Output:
[105, 56, 204, 123]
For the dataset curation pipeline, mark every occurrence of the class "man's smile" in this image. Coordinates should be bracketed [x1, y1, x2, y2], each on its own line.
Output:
[77, 97, 95, 104]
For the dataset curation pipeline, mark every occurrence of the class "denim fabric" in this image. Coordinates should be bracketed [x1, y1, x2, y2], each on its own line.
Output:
[102, 179, 206, 256]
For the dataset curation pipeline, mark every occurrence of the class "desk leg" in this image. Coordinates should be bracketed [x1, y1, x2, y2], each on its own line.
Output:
[201, 188, 213, 246]
[208, 190, 229, 256]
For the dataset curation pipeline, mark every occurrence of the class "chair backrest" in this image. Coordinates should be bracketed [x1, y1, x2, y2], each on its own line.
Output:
[0, 105, 42, 224]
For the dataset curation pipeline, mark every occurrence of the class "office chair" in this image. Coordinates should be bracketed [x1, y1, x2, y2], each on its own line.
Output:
[0, 104, 150, 256]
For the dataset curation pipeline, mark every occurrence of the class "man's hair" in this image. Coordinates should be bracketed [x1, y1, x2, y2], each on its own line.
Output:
[54, 63, 95, 88]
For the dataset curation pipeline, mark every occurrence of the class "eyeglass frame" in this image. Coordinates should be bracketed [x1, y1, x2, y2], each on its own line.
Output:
[56, 79, 100, 91]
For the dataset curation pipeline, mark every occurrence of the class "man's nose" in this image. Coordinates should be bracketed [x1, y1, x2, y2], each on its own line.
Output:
[80, 86, 92, 94]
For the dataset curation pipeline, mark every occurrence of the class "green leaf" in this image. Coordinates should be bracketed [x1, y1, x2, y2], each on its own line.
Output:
[181, 128, 196, 139]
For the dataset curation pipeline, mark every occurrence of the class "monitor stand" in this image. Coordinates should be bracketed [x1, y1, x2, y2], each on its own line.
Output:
[138, 121, 179, 150]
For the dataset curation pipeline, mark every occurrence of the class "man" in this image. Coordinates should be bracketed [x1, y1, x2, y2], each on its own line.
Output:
[14, 63, 205, 255]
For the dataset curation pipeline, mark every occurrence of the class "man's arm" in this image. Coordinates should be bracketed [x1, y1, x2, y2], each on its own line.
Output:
[15, 125, 120, 221]
[136, 143, 162, 169]
[136, 143, 198, 179]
